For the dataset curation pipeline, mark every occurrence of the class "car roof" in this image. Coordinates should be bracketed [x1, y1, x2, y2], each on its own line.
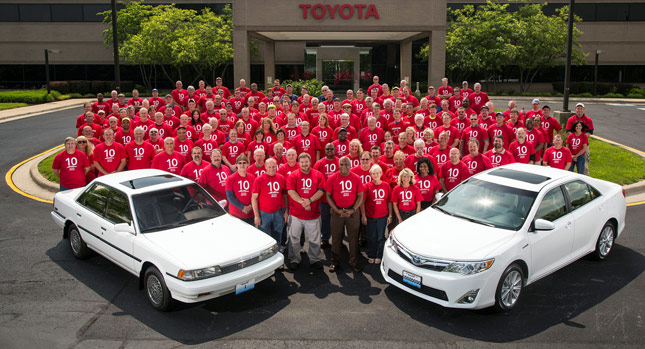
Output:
[92, 169, 194, 195]
[474, 163, 580, 192]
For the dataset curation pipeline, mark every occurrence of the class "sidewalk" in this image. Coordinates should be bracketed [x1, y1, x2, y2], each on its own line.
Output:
[0, 98, 93, 124]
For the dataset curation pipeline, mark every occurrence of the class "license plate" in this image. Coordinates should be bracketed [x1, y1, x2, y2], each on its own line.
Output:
[402, 270, 422, 289]
[235, 279, 255, 295]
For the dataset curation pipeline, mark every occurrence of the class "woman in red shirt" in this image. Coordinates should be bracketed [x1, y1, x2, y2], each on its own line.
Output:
[75, 136, 96, 184]
[361, 164, 392, 264]
[415, 157, 441, 210]
[566, 121, 589, 174]
[390, 168, 423, 229]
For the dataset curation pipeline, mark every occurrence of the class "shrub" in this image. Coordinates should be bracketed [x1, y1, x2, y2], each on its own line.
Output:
[0, 89, 63, 104]
[627, 93, 643, 98]
[573, 92, 593, 98]
[602, 93, 625, 98]
[281, 79, 324, 99]
[50, 81, 70, 94]
[628, 88, 644, 97]
[553, 82, 636, 95]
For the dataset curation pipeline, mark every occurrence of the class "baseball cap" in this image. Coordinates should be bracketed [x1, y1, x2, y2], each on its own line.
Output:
[480, 105, 489, 110]
[152, 88, 158, 92]
[122, 117, 130, 123]
[532, 98, 540, 104]
[165, 94, 172, 98]
[462, 81, 468, 85]
[338, 127, 347, 133]
[576, 102, 585, 108]
[496, 112, 504, 117]
[392, 87, 399, 90]
[225, 101, 232, 106]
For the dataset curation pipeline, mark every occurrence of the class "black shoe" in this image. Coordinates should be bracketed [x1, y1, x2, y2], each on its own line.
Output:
[329, 264, 338, 273]
[311, 261, 323, 270]
[352, 265, 363, 273]
[320, 240, 331, 249]
[289, 262, 299, 270]
[359, 240, 367, 248]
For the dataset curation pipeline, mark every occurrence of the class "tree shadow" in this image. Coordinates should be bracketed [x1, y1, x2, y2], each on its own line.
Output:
[383, 244, 645, 342]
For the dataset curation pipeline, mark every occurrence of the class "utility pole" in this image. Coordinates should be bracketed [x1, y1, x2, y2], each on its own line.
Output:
[111, 0, 120, 91]
[562, 0, 575, 112]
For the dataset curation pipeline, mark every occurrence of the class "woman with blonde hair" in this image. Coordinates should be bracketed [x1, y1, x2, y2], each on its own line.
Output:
[75, 135, 96, 184]
[260, 117, 277, 144]
[348, 139, 363, 168]
[235, 119, 251, 145]
[390, 167, 422, 228]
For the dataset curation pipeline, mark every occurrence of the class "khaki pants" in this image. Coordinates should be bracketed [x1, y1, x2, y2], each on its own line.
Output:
[287, 216, 323, 264]
[330, 210, 360, 268]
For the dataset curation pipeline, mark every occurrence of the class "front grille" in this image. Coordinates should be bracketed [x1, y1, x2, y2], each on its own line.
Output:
[219, 255, 263, 275]
[396, 246, 449, 272]
[388, 269, 449, 301]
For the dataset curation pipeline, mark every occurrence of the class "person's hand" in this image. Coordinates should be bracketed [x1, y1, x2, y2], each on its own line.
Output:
[387, 216, 392, 225]
[254, 216, 261, 227]
[283, 211, 289, 222]
[242, 205, 252, 214]
[398, 217, 403, 224]
[305, 205, 312, 211]
[361, 215, 367, 225]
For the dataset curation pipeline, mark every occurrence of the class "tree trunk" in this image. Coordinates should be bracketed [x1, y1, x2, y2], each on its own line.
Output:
[160, 65, 174, 85]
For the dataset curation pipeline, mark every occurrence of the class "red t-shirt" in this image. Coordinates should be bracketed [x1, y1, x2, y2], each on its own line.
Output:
[248, 163, 267, 177]
[566, 114, 594, 133]
[313, 157, 339, 180]
[52, 150, 89, 189]
[415, 174, 441, 202]
[364, 181, 391, 218]
[278, 162, 299, 178]
[358, 128, 385, 150]
[541, 117, 562, 144]
[180, 160, 208, 182]
[461, 153, 493, 176]
[509, 140, 536, 164]
[125, 141, 156, 170]
[221, 141, 245, 165]
[428, 146, 452, 168]
[439, 161, 470, 192]
[450, 117, 469, 133]
[115, 129, 134, 145]
[148, 97, 165, 110]
[325, 172, 364, 208]
[487, 124, 515, 149]
[391, 185, 423, 211]
[174, 138, 194, 158]
[94, 142, 126, 175]
[225, 172, 256, 219]
[461, 126, 489, 154]
[152, 123, 173, 140]
[543, 147, 573, 170]
[567, 133, 588, 155]
[151, 151, 186, 175]
[146, 138, 164, 153]
[287, 169, 326, 220]
[199, 164, 231, 202]
[351, 166, 374, 185]
[484, 150, 516, 168]
[438, 86, 453, 98]
[294, 133, 321, 160]
[468, 92, 489, 114]
[172, 89, 189, 107]
[332, 139, 350, 158]
[252, 173, 287, 213]
[91, 101, 111, 114]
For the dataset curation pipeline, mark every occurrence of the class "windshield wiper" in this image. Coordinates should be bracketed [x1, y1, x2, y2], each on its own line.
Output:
[433, 206, 454, 216]
[451, 213, 496, 228]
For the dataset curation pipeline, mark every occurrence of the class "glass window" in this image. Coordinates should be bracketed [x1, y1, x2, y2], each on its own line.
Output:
[0, 4, 20, 22]
[106, 190, 132, 224]
[629, 4, 645, 21]
[83, 4, 111, 22]
[574, 3, 596, 22]
[51, 4, 83, 22]
[596, 4, 628, 21]
[535, 187, 568, 222]
[20, 4, 51, 22]
[82, 183, 110, 216]
[564, 180, 593, 211]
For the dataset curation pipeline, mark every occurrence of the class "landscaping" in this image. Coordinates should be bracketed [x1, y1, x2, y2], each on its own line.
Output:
[38, 150, 61, 184]
[0, 103, 27, 111]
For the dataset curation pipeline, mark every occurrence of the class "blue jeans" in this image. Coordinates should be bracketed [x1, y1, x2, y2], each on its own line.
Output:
[320, 202, 331, 241]
[569, 154, 585, 174]
[367, 216, 388, 259]
[259, 208, 285, 244]
[59, 184, 69, 191]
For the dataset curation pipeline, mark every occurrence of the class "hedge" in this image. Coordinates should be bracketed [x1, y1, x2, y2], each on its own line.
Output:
[0, 89, 62, 104]
[552, 82, 637, 96]
[49, 80, 137, 95]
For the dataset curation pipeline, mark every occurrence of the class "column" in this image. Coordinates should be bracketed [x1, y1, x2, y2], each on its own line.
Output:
[264, 39, 275, 89]
[400, 40, 412, 86]
[428, 30, 446, 87]
[233, 29, 250, 87]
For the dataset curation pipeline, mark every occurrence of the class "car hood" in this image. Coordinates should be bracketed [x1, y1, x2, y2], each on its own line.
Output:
[142, 214, 275, 269]
[393, 208, 516, 260]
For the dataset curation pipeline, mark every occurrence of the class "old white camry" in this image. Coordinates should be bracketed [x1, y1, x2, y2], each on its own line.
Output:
[51, 169, 283, 311]
[382, 163, 626, 311]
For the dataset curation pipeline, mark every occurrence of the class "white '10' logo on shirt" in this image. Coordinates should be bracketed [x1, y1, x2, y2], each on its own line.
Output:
[437, 154, 447, 164]
[518, 145, 528, 155]
[301, 178, 313, 189]
[104, 148, 115, 160]
[448, 168, 460, 179]
[340, 180, 352, 192]
[572, 139, 581, 147]
[65, 157, 78, 168]
[372, 188, 385, 199]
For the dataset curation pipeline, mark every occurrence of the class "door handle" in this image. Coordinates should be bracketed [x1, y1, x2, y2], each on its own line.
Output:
[566, 221, 572, 228]
[100, 227, 106, 231]
[76, 213, 82, 217]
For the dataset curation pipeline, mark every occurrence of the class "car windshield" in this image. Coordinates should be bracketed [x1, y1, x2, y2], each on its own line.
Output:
[433, 178, 537, 230]
[132, 184, 226, 233]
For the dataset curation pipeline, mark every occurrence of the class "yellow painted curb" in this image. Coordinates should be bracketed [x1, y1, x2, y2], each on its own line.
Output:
[5, 144, 63, 204]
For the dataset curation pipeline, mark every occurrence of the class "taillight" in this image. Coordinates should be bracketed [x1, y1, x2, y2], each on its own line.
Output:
[622, 189, 626, 197]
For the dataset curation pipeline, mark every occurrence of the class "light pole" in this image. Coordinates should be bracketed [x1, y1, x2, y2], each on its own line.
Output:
[593, 50, 604, 96]
[562, 0, 575, 112]
[44, 49, 62, 95]
[111, 0, 120, 91]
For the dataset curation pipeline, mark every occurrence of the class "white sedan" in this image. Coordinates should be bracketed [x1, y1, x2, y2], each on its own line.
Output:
[381, 163, 626, 311]
[51, 169, 283, 311]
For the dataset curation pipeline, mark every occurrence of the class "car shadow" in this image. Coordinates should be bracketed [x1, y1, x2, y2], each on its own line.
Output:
[46, 240, 298, 344]
[383, 244, 645, 342]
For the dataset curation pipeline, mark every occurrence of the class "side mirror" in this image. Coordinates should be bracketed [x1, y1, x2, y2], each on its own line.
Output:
[534, 219, 555, 231]
[435, 192, 444, 201]
[114, 223, 135, 235]
[218, 200, 228, 208]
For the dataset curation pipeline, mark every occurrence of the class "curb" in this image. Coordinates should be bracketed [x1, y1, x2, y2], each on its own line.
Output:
[0, 99, 93, 123]
[29, 147, 61, 193]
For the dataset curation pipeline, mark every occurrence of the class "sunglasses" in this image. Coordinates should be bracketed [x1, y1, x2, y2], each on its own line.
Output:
[237, 161, 248, 164]
[77, 140, 87, 144]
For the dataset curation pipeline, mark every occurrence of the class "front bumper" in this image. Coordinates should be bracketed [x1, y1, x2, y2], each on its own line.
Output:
[380, 244, 500, 309]
[164, 252, 284, 303]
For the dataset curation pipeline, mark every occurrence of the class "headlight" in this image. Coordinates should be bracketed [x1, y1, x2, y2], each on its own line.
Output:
[443, 259, 494, 275]
[178, 266, 222, 281]
[387, 234, 399, 250]
[258, 243, 278, 261]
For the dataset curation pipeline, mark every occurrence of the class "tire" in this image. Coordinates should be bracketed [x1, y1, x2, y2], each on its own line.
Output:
[144, 266, 172, 311]
[68, 225, 91, 259]
[493, 263, 524, 312]
[592, 221, 615, 261]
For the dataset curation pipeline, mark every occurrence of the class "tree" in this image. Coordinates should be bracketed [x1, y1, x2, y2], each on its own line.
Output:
[418, 0, 587, 92]
[100, 1, 235, 90]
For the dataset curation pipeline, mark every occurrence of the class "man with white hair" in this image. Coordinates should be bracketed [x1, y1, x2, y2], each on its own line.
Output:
[252, 158, 289, 245]
[125, 126, 155, 170]
[152, 137, 185, 175]
[248, 148, 267, 177]
[94, 128, 127, 176]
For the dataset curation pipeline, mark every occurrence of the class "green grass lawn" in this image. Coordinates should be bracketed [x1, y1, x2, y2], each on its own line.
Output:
[589, 138, 645, 185]
[0, 102, 27, 111]
[38, 150, 61, 184]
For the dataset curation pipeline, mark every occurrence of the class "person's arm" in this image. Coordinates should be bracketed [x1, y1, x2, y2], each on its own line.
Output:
[223, 157, 236, 171]
[226, 190, 245, 210]
[360, 200, 367, 225]
[288, 189, 306, 208]
[387, 202, 393, 226]
[83, 166, 91, 175]
[326, 192, 342, 214]
[52, 169, 61, 178]
[528, 154, 535, 165]
[439, 177, 448, 193]
[310, 189, 325, 203]
[450, 138, 460, 148]
[251, 193, 261, 227]
[415, 201, 421, 214]
[116, 158, 127, 172]
[94, 161, 109, 175]
[393, 203, 402, 223]
[482, 139, 490, 154]
[282, 193, 289, 222]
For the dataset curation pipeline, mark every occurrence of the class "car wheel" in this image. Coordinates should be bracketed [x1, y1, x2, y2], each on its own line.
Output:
[68, 225, 90, 259]
[144, 266, 172, 311]
[493, 263, 524, 312]
[592, 221, 615, 261]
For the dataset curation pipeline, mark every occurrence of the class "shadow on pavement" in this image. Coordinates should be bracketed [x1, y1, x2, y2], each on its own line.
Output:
[383, 244, 645, 342]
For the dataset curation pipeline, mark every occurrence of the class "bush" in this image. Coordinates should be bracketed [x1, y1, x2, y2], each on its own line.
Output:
[552, 82, 636, 95]
[91, 81, 111, 94]
[281, 79, 325, 99]
[50, 81, 70, 94]
[628, 88, 644, 97]
[69, 80, 92, 95]
[602, 93, 625, 98]
[627, 93, 643, 98]
[572, 92, 593, 98]
[0, 89, 63, 104]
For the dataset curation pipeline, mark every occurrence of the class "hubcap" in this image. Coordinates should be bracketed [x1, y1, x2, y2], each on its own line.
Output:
[500, 270, 522, 308]
[599, 226, 614, 257]
[70, 230, 81, 254]
[147, 274, 164, 306]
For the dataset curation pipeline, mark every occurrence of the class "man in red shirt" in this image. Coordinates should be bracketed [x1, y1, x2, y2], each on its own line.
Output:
[509, 128, 536, 164]
[213, 76, 231, 99]
[460, 113, 490, 155]
[115, 118, 134, 145]
[146, 128, 164, 153]
[448, 88, 463, 113]
[540, 105, 561, 146]
[488, 112, 515, 150]
[484, 136, 516, 167]
[367, 76, 381, 97]
[286, 153, 326, 270]
[77, 111, 103, 139]
[148, 89, 165, 110]
[236, 78, 251, 97]
[151, 137, 186, 175]
[94, 128, 127, 176]
[180, 147, 208, 182]
[326, 156, 365, 273]
[152, 112, 173, 140]
[173, 127, 194, 158]
[434, 112, 460, 148]
[127, 89, 144, 110]
[171, 80, 188, 109]
[248, 149, 267, 177]
[252, 158, 289, 245]
[507, 109, 525, 135]
[294, 121, 321, 162]
[133, 107, 155, 136]
[467, 83, 489, 114]
[271, 79, 286, 99]
[221, 129, 244, 171]
[159, 94, 183, 119]
[52, 137, 90, 190]
[199, 148, 230, 203]
[359, 116, 385, 150]
[461, 139, 492, 177]
[439, 148, 469, 192]
[460, 81, 474, 100]
[451, 107, 469, 133]
[438, 78, 453, 100]
[91, 93, 111, 115]
[524, 117, 546, 158]
[125, 127, 155, 170]
[405, 139, 438, 174]
[542, 134, 573, 170]
[478, 105, 495, 130]
[194, 124, 218, 162]
[225, 154, 256, 225]
[525, 99, 544, 120]
[429, 131, 452, 168]
[278, 148, 299, 178]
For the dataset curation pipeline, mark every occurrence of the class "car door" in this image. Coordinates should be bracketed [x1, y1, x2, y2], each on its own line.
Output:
[528, 186, 575, 280]
[76, 183, 111, 256]
[103, 188, 138, 273]
[563, 181, 604, 259]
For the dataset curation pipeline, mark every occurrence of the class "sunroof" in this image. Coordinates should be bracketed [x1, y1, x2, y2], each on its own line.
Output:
[488, 168, 550, 184]
[120, 174, 182, 189]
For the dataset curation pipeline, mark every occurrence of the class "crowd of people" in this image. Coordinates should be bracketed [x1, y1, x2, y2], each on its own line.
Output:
[53, 76, 595, 271]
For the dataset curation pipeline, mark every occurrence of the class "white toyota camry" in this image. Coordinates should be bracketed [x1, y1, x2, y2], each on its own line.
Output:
[51, 169, 283, 311]
[381, 163, 626, 311]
